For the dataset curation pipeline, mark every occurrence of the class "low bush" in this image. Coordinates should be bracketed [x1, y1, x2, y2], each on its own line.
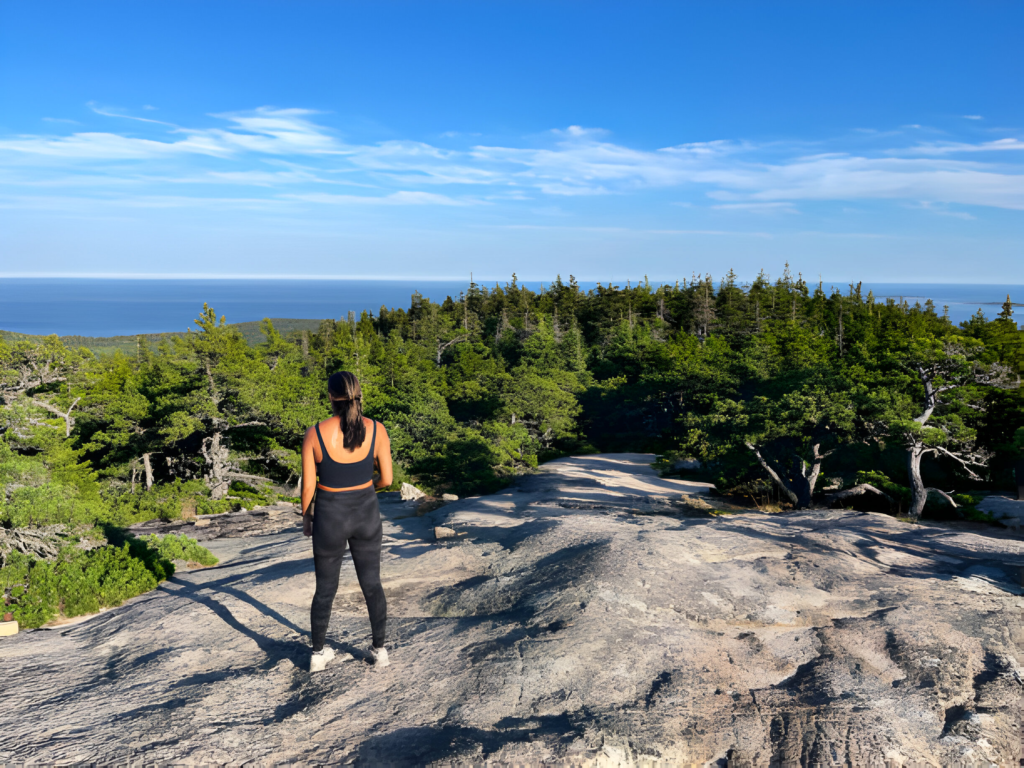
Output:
[950, 492, 996, 523]
[0, 533, 214, 629]
[139, 534, 218, 566]
[1, 543, 160, 628]
[856, 470, 913, 512]
[103, 479, 236, 526]
[0, 549, 57, 628]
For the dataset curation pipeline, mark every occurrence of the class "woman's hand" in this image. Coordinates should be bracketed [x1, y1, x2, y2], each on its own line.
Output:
[303, 515, 313, 538]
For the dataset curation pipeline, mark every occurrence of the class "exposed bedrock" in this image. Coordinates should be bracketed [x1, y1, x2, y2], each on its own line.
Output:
[1, 454, 1022, 765]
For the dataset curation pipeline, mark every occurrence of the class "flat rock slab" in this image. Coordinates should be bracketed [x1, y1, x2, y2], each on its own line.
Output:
[127, 502, 302, 541]
[2, 454, 1023, 765]
[979, 494, 1024, 526]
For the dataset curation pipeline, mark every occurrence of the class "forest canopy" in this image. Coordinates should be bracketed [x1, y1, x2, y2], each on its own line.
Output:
[2, 267, 1023, 533]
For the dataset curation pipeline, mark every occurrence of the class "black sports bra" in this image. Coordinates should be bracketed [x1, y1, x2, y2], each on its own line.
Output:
[315, 418, 376, 488]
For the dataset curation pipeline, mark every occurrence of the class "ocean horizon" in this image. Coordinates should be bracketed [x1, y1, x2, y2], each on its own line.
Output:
[1, 277, 1022, 338]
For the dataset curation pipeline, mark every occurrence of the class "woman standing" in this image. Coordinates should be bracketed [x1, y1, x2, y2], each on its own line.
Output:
[301, 371, 393, 673]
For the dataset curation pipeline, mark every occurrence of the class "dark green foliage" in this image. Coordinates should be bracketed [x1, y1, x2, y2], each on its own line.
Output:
[0, 531, 212, 627]
[856, 470, 913, 511]
[0, 549, 57, 628]
[58, 545, 158, 618]
[0, 542, 169, 628]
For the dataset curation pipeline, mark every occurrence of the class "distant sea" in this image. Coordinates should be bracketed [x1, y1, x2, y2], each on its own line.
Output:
[0, 278, 1022, 338]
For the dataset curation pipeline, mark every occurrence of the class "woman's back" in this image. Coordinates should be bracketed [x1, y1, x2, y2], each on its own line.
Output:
[313, 416, 376, 489]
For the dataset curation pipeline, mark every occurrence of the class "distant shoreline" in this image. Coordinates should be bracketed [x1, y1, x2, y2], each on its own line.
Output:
[0, 318, 327, 356]
[2, 277, 1022, 339]
[1, 275, 1022, 286]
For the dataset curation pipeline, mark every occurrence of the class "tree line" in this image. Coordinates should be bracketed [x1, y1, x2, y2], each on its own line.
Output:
[2, 266, 1023, 531]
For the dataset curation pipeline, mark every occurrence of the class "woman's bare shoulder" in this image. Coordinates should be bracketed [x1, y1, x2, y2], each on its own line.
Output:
[366, 417, 389, 438]
[308, 418, 337, 439]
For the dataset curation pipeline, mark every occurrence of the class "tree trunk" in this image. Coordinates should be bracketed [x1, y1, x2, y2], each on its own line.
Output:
[201, 431, 232, 499]
[745, 443, 800, 507]
[806, 459, 823, 500]
[907, 445, 927, 518]
[31, 396, 80, 437]
[789, 456, 814, 508]
[142, 452, 155, 491]
[745, 443, 828, 509]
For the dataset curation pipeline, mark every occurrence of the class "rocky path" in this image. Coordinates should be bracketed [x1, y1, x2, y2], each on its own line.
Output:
[1, 454, 1022, 765]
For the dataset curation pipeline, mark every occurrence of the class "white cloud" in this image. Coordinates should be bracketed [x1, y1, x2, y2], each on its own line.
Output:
[901, 137, 1024, 155]
[711, 202, 799, 214]
[963, 115, 984, 120]
[912, 201, 977, 220]
[283, 190, 473, 206]
[701, 155, 1024, 210]
[89, 102, 178, 127]
[3, 108, 1024, 212]
[0, 131, 232, 159]
[0, 107, 340, 160]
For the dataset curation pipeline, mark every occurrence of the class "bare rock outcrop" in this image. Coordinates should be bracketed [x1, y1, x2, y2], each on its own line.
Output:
[400, 482, 427, 501]
[1, 454, 1022, 765]
[979, 493, 1024, 530]
[126, 502, 301, 541]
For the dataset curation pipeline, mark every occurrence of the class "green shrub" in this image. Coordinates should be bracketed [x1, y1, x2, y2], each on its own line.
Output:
[53, 548, 100, 617]
[104, 479, 234, 526]
[948, 492, 996, 523]
[87, 545, 159, 608]
[225, 480, 286, 508]
[856, 470, 912, 510]
[963, 508, 996, 523]
[123, 537, 175, 581]
[139, 534, 218, 567]
[0, 541, 166, 628]
[1, 549, 57, 628]
[1, 482, 102, 529]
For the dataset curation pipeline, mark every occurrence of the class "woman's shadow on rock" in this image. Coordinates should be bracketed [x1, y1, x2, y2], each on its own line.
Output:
[160, 559, 316, 670]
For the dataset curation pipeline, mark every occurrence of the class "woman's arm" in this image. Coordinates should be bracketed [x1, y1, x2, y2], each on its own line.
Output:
[374, 423, 393, 490]
[301, 427, 317, 518]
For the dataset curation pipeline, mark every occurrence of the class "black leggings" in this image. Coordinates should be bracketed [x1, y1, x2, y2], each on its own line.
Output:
[310, 486, 386, 651]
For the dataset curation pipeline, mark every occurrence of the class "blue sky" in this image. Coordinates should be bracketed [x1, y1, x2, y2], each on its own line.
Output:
[1, 1, 1022, 282]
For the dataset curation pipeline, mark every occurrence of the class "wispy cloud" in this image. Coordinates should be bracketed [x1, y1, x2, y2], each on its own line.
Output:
[901, 137, 1024, 154]
[0, 107, 340, 159]
[282, 190, 474, 206]
[912, 201, 977, 220]
[2, 107, 1023, 212]
[711, 202, 799, 214]
[963, 115, 984, 120]
[89, 101, 179, 128]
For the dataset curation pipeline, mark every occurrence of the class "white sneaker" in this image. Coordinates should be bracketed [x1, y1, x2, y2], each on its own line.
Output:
[369, 645, 390, 668]
[310, 646, 336, 673]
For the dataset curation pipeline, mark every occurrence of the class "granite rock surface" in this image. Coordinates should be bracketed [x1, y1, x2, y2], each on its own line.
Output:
[1, 454, 1022, 765]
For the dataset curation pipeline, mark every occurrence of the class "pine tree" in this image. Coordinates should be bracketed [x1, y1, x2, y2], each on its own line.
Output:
[999, 294, 1014, 321]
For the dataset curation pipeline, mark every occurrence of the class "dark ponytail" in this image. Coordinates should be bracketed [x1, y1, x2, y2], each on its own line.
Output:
[327, 371, 367, 448]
